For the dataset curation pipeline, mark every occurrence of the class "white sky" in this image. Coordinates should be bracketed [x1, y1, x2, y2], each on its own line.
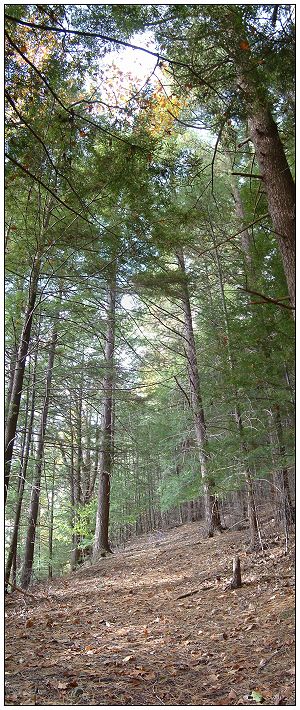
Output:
[97, 34, 215, 145]
[103, 31, 158, 82]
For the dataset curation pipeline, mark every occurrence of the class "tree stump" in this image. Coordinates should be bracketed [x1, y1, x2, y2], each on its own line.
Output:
[230, 555, 242, 589]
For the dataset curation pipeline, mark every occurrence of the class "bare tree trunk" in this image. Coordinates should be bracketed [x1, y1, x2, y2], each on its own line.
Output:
[213, 238, 260, 548]
[82, 409, 91, 503]
[48, 464, 55, 580]
[230, 556, 242, 589]
[20, 317, 58, 589]
[5, 341, 39, 590]
[11, 551, 17, 591]
[176, 248, 223, 537]
[227, 155, 253, 265]
[273, 404, 295, 525]
[5, 255, 41, 504]
[237, 73, 295, 309]
[5, 348, 17, 420]
[87, 414, 100, 502]
[58, 430, 80, 570]
[93, 271, 116, 556]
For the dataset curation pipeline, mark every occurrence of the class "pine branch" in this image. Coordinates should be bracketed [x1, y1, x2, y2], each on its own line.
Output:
[4, 14, 225, 100]
[238, 287, 294, 310]
[174, 376, 191, 408]
[193, 213, 270, 257]
[5, 152, 94, 225]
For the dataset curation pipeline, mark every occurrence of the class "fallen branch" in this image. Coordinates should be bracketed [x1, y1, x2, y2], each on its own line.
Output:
[176, 588, 199, 600]
[6, 581, 36, 598]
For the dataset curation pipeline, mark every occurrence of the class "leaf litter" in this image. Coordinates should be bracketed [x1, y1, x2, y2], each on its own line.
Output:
[5, 521, 295, 705]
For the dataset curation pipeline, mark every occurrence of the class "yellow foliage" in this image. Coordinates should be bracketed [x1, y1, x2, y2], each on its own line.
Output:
[142, 87, 185, 138]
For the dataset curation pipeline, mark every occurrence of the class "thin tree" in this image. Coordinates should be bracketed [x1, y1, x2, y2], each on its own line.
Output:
[20, 308, 59, 588]
[93, 268, 117, 556]
[177, 248, 223, 537]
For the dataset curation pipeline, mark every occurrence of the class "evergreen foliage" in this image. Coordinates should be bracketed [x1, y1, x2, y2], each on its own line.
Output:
[5, 4, 295, 584]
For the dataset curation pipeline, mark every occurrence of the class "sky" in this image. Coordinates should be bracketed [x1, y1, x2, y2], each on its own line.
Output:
[97, 32, 215, 146]
[86, 30, 160, 109]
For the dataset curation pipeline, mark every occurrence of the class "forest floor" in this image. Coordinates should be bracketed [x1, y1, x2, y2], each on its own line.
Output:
[5, 520, 295, 706]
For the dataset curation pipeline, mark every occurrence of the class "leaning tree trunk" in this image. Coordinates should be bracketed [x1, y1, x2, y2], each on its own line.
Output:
[5, 348, 17, 420]
[20, 319, 58, 589]
[5, 254, 41, 504]
[237, 72, 295, 310]
[176, 248, 223, 537]
[93, 271, 116, 556]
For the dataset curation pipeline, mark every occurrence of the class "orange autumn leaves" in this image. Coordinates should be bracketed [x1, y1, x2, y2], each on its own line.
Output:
[239, 39, 250, 51]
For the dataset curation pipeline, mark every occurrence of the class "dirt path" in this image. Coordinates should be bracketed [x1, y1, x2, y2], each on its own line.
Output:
[5, 522, 295, 706]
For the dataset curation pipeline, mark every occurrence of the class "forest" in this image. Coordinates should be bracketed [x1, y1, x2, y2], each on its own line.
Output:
[5, 4, 295, 706]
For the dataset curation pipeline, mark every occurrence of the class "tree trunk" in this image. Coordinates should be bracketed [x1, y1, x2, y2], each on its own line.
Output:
[48, 464, 55, 580]
[5, 255, 41, 504]
[213, 238, 260, 548]
[273, 403, 295, 525]
[58, 431, 81, 570]
[230, 556, 242, 589]
[86, 414, 100, 502]
[5, 345, 38, 590]
[93, 272, 116, 556]
[5, 348, 17, 420]
[225, 149, 253, 266]
[20, 318, 58, 588]
[238, 74, 295, 309]
[176, 248, 223, 537]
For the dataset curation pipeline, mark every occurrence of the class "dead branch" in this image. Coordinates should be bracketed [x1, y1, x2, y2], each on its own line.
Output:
[237, 137, 252, 148]
[6, 581, 36, 598]
[232, 172, 263, 179]
[239, 287, 294, 310]
[176, 588, 199, 600]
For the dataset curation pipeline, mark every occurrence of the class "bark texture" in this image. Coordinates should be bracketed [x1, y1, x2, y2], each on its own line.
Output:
[238, 73, 295, 310]
[5, 347, 38, 590]
[230, 556, 242, 589]
[273, 403, 295, 525]
[5, 256, 40, 504]
[93, 273, 116, 556]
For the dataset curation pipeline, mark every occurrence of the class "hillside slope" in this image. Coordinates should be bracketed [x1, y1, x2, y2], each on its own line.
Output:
[5, 522, 295, 706]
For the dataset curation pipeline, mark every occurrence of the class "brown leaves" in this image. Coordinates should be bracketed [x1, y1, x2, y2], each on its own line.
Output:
[122, 654, 135, 663]
[116, 665, 156, 682]
[5, 522, 295, 707]
[25, 619, 34, 628]
[240, 40, 250, 51]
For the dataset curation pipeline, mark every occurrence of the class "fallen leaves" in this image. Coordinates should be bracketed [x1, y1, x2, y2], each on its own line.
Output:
[122, 655, 135, 664]
[5, 522, 295, 707]
[25, 619, 34, 628]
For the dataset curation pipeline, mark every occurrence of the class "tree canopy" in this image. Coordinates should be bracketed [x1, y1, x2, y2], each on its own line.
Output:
[5, 4, 295, 587]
